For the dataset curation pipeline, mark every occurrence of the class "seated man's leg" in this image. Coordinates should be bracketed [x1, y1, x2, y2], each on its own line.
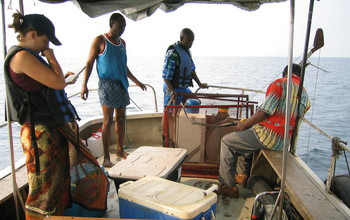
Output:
[219, 138, 237, 187]
[219, 128, 266, 188]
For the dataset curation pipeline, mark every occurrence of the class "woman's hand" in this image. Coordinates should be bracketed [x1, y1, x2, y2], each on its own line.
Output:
[65, 71, 79, 85]
[41, 48, 55, 60]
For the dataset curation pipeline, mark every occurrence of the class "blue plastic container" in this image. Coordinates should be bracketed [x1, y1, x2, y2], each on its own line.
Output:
[64, 203, 105, 217]
[118, 176, 217, 220]
[185, 99, 201, 113]
[119, 198, 216, 220]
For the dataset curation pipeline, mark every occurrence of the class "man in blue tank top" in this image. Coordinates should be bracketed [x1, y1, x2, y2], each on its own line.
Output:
[81, 13, 147, 167]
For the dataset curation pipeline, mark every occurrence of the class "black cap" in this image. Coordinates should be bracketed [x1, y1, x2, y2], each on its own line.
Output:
[22, 14, 61, 46]
[282, 64, 301, 77]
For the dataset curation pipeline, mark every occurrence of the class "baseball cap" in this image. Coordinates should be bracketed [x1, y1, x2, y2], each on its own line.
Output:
[22, 14, 61, 46]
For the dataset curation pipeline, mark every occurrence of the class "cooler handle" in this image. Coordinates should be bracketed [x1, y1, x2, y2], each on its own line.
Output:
[119, 181, 134, 188]
[203, 184, 218, 196]
[211, 210, 216, 219]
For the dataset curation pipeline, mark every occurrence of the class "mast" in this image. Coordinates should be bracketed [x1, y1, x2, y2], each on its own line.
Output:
[290, 0, 316, 154]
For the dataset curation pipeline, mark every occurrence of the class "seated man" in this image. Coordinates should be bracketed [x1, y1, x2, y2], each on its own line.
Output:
[217, 64, 311, 198]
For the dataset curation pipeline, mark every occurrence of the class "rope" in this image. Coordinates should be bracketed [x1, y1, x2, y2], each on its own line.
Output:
[344, 151, 350, 175]
[305, 49, 321, 163]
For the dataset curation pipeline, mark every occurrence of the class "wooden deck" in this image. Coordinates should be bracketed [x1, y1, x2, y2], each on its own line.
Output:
[251, 149, 350, 220]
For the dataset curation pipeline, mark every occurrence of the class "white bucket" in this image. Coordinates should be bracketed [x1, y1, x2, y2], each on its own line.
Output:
[87, 129, 104, 158]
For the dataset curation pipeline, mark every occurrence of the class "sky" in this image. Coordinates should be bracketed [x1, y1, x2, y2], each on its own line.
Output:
[1, 0, 350, 60]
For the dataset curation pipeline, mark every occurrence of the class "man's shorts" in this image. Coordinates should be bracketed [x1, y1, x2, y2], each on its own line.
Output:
[163, 83, 192, 107]
[98, 79, 130, 108]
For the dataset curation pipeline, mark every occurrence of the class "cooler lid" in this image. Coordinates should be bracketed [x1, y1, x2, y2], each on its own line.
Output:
[108, 146, 187, 179]
[118, 176, 217, 219]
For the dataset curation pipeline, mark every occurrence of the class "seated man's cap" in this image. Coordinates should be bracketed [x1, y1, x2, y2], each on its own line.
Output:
[22, 14, 61, 46]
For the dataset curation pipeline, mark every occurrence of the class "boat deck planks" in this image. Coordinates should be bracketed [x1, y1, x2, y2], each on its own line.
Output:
[255, 149, 350, 220]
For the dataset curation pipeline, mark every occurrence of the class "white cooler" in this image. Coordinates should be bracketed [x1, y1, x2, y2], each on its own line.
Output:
[107, 146, 187, 189]
[118, 176, 217, 220]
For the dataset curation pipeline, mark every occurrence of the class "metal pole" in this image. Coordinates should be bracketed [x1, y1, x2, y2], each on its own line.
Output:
[6, 96, 22, 220]
[1, 0, 7, 57]
[1, 0, 21, 218]
[4, 0, 26, 219]
[278, 0, 295, 217]
[270, 0, 295, 219]
[290, 0, 315, 154]
[19, 0, 24, 14]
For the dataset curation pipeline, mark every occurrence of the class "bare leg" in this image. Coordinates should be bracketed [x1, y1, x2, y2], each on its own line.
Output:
[115, 108, 128, 159]
[101, 105, 114, 167]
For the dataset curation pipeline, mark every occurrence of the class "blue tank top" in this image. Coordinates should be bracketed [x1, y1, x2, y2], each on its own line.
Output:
[97, 34, 129, 90]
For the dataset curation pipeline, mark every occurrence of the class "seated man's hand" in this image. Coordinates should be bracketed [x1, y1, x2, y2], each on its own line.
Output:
[233, 121, 247, 132]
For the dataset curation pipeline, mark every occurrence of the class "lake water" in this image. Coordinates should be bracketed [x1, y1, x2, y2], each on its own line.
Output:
[1, 56, 349, 181]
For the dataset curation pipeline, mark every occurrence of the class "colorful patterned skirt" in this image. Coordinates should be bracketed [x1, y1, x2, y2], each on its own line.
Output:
[20, 124, 109, 219]
[21, 124, 70, 219]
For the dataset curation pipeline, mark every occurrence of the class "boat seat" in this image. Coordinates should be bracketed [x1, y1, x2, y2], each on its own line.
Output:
[251, 149, 350, 220]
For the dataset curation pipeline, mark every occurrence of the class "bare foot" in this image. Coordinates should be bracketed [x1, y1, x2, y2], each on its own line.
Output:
[103, 158, 114, 168]
[116, 151, 129, 159]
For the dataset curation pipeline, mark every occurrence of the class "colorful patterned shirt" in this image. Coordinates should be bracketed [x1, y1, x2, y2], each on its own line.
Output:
[252, 75, 311, 150]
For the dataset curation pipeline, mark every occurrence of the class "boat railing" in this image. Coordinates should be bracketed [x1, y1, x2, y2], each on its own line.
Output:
[196, 84, 266, 95]
[196, 84, 265, 119]
[1, 84, 252, 129]
[67, 83, 159, 112]
[0, 83, 159, 179]
[1, 84, 159, 129]
[303, 117, 350, 192]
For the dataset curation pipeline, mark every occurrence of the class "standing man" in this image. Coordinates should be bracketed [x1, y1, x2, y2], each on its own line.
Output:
[217, 64, 311, 198]
[162, 28, 208, 146]
[162, 28, 208, 107]
[81, 13, 146, 168]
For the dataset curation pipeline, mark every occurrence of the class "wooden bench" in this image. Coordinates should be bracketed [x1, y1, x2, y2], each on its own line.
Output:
[251, 149, 350, 220]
